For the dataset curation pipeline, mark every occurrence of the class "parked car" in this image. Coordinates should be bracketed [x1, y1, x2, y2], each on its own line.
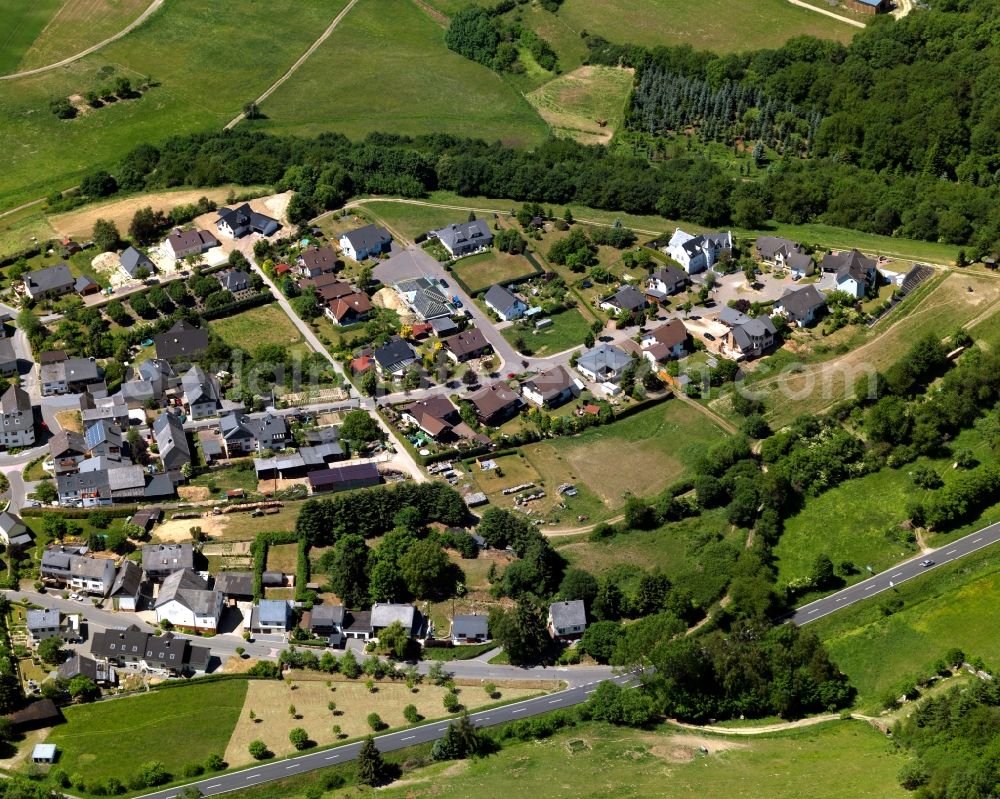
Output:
[704, 333, 716, 341]
[921, 559, 935, 568]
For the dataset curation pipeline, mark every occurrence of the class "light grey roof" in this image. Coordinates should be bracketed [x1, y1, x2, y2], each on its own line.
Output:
[155, 568, 218, 615]
[182, 365, 220, 406]
[75, 276, 98, 294]
[217, 269, 250, 293]
[395, 277, 453, 320]
[483, 284, 524, 316]
[143, 543, 194, 573]
[120, 246, 155, 278]
[370, 603, 416, 631]
[0, 511, 28, 539]
[24, 264, 73, 294]
[432, 220, 492, 252]
[576, 344, 631, 378]
[154, 412, 190, 470]
[718, 306, 751, 327]
[26, 608, 59, 630]
[549, 599, 586, 628]
[256, 599, 289, 627]
[107, 465, 145, 492]
[451, 614, 488, 639]
[56, 469, 111, 500]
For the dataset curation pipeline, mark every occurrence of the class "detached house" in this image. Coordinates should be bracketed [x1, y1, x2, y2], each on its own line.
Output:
[153, 412, 191, 476]
[0, 385, 34, 449]
[521, 365, 577, 409]
[450, 614, 489, 645]
[547, 600, 587, 640]
[142, 543, 195, 581]
[215, 204, 279, 239]
[373, 337, 418, 379]
[665, 228, 733, 274]
[296, 246, 339, 277]
[645, 264, 689, 302]
[394, 278, 454, 321]
[119, 246, 156, 279]
[165, 228, 220, 261]
[216, 268, 251, 294]
[250, 599, 291, 634]
[820, 249, 877, 299]
[575, 344, 631, 384]
[774, 285, 826, 328]
[0, 511, 32, 550]
[401, 395, 487, 444]
[483, 284, 527, 322]
[326, 292, 372, 326]
[723, 315, 777, 360]
[181, 366, 221, 420]
[467, 382, 522, 426]
[155, 320, 209, 362]
[154, 569, 223, 632]
[431, 220, 493, 258]
[50, 430, 87, 475]
[600, 285, 647, 316]
[443, 327, 491, 363]
[371, 603, 422, 639]
[23, 264, 75, 300]
[640, 319, 689, 366]
[26, 609, 62, 644]
[219, 410, 288, 456]
[338, 224, 392, 261]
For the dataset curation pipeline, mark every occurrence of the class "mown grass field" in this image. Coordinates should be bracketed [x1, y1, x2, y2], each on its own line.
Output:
[47, 680, 247, 783]
[501, 307, 591, 357]
[813, 550, 1000, 710]
[368, 720, 907, 799]
[0, 0, 63, 74]
[526, 66, 635, 145]
[253, 0, 547, 148]
[211, 303, 306, 353]
[452, 250, 536, 293]
[15, 0, 152, 71]
[0, 0, 342, 210]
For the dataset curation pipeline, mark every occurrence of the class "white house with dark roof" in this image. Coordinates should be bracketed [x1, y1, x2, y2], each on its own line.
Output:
[109, 559, 143, 611]
[483, 284, 527, 322]
[0, 385, 34, 448]
[450, 614, 489, 644]
[23, 264, 75, 300]
[142, 543, 194, 581]
[821, 249, 877, 299]
[155, 320, 209, 362]
[547, 600, 587, 640]
[153, 412, 191, 475]
[645, 264, 688, 301]
[0, 511, 32, 550]
[575, 344, 632, 384]
[181, 366, 221, 420]
[666, 228, 733, 274]
[599, 285, 647, 316]
[119, 246, 156, 279]
[339, 224, 392, 261]
[640, 319, 689, 364]
[154, 569, 223, 632]
[521, 366, 577, 409]
[774, 285, 826, 328]
[215, 204, 279, 239]
[371, 603, 421, 638]
[373, 337, 418, 379]
[26, 609, 62, 644]
[430, 220, 493, 258]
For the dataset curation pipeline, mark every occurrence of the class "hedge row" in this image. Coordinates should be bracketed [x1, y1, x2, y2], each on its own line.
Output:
[20, 507, 139, 520]
[199, 291, 274, 321]
[251, 530, 300, 600]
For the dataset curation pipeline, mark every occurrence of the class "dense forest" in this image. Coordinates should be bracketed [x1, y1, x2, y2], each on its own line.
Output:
[585, 0, 1000, 251]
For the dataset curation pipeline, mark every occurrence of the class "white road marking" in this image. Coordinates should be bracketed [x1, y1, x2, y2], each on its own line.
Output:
[245, 774, 260, 780]
[401, 735, 414, 741]
[205, 785, 221, 790]
[481, 716, 490, 721]
[437, 726, 448, 731]
[548, 699, 560, 704]
[325, 755, 339, 761]
[946, 549, 957, 554]
[808, 608, 818, 614]
[892, 572, 903, 578]
[835, 597, 844, 602]
[286, 763, 300, 769]
[585, 689, 596, 694]
[864, 584, 874, 590]
[974, 538, 983, 543]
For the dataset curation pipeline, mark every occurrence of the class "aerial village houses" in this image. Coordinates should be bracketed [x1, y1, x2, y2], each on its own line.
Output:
[820, 249, 878, 299]
[547, 600, 587, 641]
[773, 285, 827, 328]
[338, 224, 392, 261]
[165, 228, 220, 261]
[154, 320, 209, 361]
[215, 204, 279, 239]
[0, 385, 35, 448]
[483, 284, 528, 322]
[665, 229, 733, 274]
[645, 264, 689, 303]
[23, 264, 75, 300]
[296, 246, 339, 277]
[520, 365, 577, 409]
[119, 245, 156, 279]
[430, 220, 493, 258]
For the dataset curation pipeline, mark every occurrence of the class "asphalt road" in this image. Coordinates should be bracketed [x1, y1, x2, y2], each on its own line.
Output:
[790, 519, 1000, 625]
[134, 674, 633, 799]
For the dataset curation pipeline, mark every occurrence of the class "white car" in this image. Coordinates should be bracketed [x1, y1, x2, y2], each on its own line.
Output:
[69, 593, 80, 601]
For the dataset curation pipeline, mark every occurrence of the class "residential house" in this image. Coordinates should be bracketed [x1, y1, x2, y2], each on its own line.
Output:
[56, 466, 111, 507]
[0, 511, 32, 550]
[401, 395, 487, 445]
[26, 609, 61, 644]
[443, 327, 491, 363]
[665, 229, 733, 274]
[153, 412, 191, 476]
[23, 264, 74, 300]
[0, 339, 16, 376]
[430, 316, 459, 337]
[640, 319, 689, 367]
[216, 268, 251, 294]
[373, 337, 418, 379]
[219, 411, 288, 457]
[58, 653, 115, 686]
[122, 358, 179, 407]
[254, 442, 345, 480]
[575, 344, 632, 384]
[142, 543, 195, 581]
[154, 320, 209, 361]
[251, 599, 290, 634]
[90, 625, 210, 676]
[394, 278, 454, 320]
[307, 462, 381, 494]
[307, 605, 345, 645]
[371, 603, 421, 639]
[755, 236, 803, 267]
[40, 546, 116, 595]
[724, 315, 777, 360]
[483, 284, 527, 322]
[109, 559, 143, 611]
[547, 600, 587, 640]
[645, 264, 689, 303]
[49, 430, 87, 475]
[80, 391, 129, 428]
[520, 366, 577, 409]
[0, 385, 34, 448]
[430, 220, 493, 258]
[326, 291, 372, 326]
[181, 365, 221, 420]
[338, 224, 392, 261]
[296, 246, 339, 277]
[820, 249, 877, 299]
[788, 252, 815, 280]
[846, 0, 889, 13]
[450, 614, 489, 645]
[119, 246, 156, 279]
[340, 610, 373, 641]
[84, 419, 125, 462]
[215, 204, 279, 239]
[215, 571, 254, 603]
[154, 569, 223, 632]
[774, 285, 827, 328]
[165, 228, 220, 261]
[198, 428, 224, 462]
[39, 357, 102, 396]
[599, 285, 647, 316]
[468, 382, 522, 426]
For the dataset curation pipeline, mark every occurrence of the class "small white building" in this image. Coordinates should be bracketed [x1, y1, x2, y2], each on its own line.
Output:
[32, 744, 56, 765]
[154, 569, 223, 632]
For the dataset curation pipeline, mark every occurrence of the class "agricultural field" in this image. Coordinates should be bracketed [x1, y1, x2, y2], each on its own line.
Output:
[0, 0, 63, 74]
[224, 676, 540, 766]
[253, 0, 548, 148]
[451, 250, 537, 294]
[368, 720, 907, 799]
[47, 680, 247, 783]
[0, 0, 343, 211]
[13, 0, 152, 72]
[211, 304, 307, 355]
[813, 551, 1000, 710]
[501, 307, 592, 357]
[526, 66, 635, 145]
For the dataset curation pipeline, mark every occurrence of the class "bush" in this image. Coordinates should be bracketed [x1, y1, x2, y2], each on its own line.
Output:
[248, 740, 271, 760]
[443, 692, 460, 712]
[367, 712, 386, 731]
[403, 704, 421, 723]
[205, 754, 226, 771]
[289, 727, 311, 750]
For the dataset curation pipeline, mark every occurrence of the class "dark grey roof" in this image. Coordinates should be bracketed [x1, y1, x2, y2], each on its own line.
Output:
[110, 560, 142, 598]
[56, 470, 111, 501]
[153, 412, 190, 471]
[755, 236, 802, 261]
[155, 568, 219, 615]
[49, 430, 85, 459]
[24, 264, 73, 294]
[373, 337, 417, 373]
[181, 365, 219, 406]
[309, 604, 345, 627]
[483, 284, 524, 316]
[120, 246, 155, 278]
[215, 571, 254, 597]
[649, 263, 688, 289]
[444, 327, 490, 358]
[0, 385, 32, 425]
[0, 338, 15, 367]
[340, 224, 391, 255]
[777, 285, 826, 319]
[75, 276, 98, 294]
[822, 249, 876, 283]
[156, 321, 209, 361]
[432, 220, 493, 253]
[217, 269, 250, 293]
[451, 614, 488, 639]
[305, 427, 340, 445]
[549, 599, 586, 628]
[0, 511, 29, 541]
[142, 543, 194, 573]
[395, 277, 453, 320]
[604, 285, 646, 313]
[216, 204, 279, 236]
[84, 418, 122, 452]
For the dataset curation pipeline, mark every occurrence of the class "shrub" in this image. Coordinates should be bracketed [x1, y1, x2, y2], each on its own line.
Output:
[367, 712, 386, 731]
[443, 692, 460, 712]
[248, 740, 270, 760]
[289, 727, 311, 750]
[403, 704, 421, 723]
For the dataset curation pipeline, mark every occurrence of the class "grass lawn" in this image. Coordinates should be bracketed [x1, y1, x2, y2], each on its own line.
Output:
[225, 676, 539, 766]
[370, 720, 906, 799]
[812, 550, 1000, 711]
[0, 0, 63, 74]
[0, 0, 343, 211]
[15, 0, 152, 71]
[451, 250, 537, 294]
[211, 303, 305, 354]
[421, 642, 495, 661]
[522, 398, 728, 510]
[252, 0, 547, 149]
[556, 0, 857, 53]
[501, 307, 591, 357]
[23, 456, 47, 482]
[526, 66, 635, 145]
[0, 209, 58, 260]
[46, 679, 247, 784]
[188, 462, 260, 495]
[266, 542, 299, 574]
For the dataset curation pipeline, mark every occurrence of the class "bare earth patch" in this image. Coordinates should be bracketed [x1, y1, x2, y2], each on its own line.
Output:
[648, 734, 749, 763]
[153, 514, 229, 543]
